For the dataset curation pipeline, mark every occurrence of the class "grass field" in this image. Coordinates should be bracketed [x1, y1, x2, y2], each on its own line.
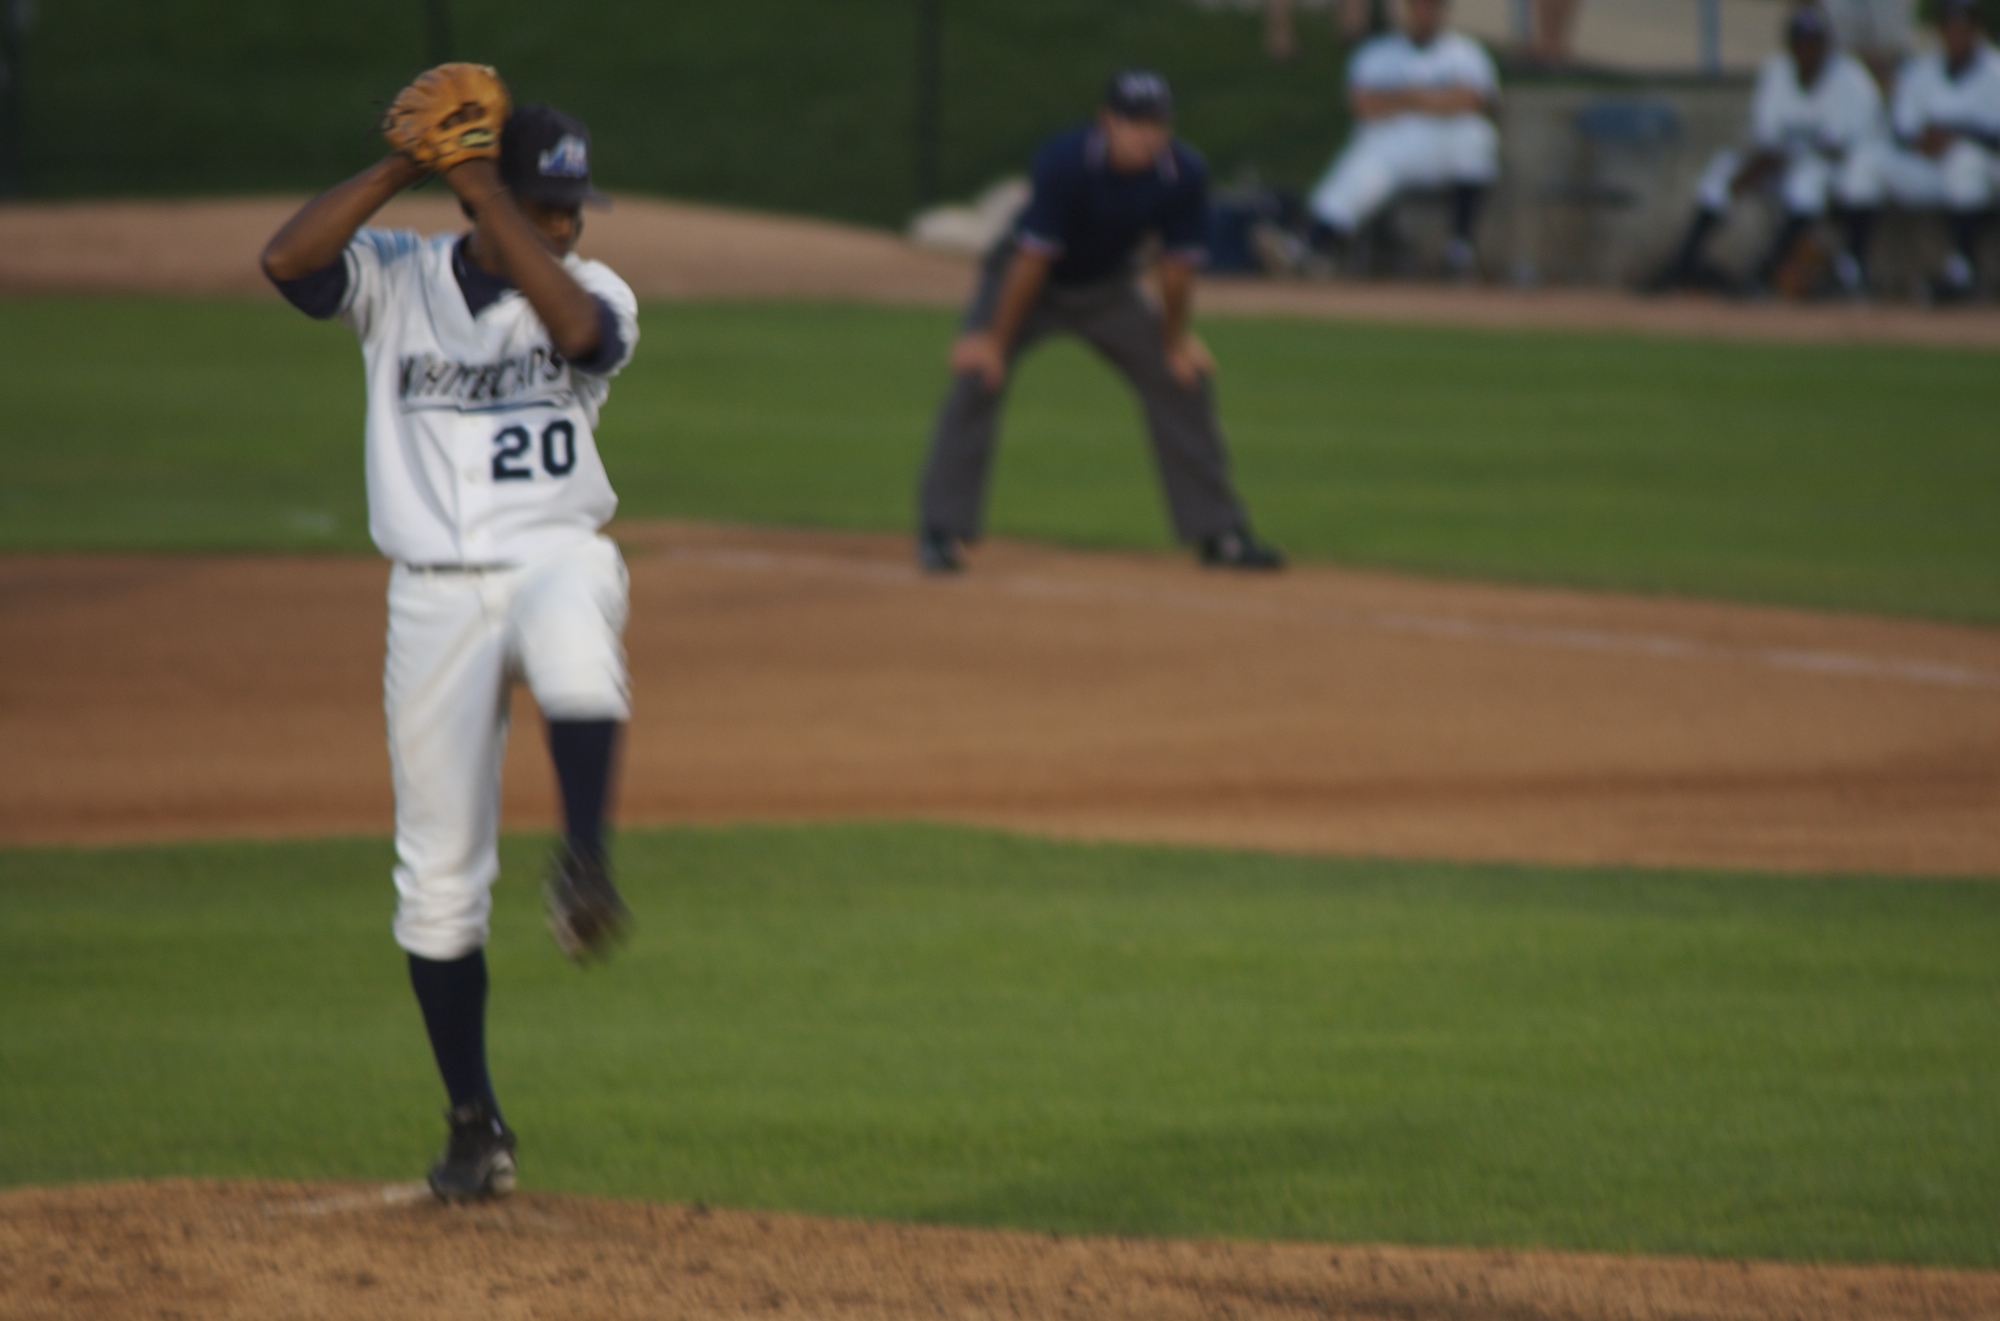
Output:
[5, 292, 1998, 1274]
[2, 824, 1996, 1266]
[3, 297, 1997, 621]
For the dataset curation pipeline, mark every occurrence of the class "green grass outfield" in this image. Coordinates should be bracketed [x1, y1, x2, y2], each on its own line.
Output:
[3, 297, 1996, 622]
[2, 823, 1996, 1265]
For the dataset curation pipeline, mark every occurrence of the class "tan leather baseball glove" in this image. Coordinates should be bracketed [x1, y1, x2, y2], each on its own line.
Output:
[382, 63, 511, 174]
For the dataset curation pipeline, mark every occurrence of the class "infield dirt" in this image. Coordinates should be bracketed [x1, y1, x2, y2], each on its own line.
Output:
[2, 521, 1997, 874]
[6, 1180, 1999, 1321]
[5, 193, 2000, 349]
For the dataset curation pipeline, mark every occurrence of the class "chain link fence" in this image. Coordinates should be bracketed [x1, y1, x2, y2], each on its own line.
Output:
[0, 0, 1361, 227]
[5, 0, 1990, 225]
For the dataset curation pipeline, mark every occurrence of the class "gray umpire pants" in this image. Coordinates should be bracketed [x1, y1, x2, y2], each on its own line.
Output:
[917, 248, 1249, 544]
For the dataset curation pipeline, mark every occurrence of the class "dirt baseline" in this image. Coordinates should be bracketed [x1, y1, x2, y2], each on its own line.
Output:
[4, 1180, 1997, 1321]
[2, 522, 1997, 874]
[5, 194, 2000, 350]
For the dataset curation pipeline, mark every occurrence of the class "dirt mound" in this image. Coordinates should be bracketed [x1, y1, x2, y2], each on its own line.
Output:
[3, 523, 1996, 875]
[5, 195, 2000, 348]
[4, 1179, 1995, 1321]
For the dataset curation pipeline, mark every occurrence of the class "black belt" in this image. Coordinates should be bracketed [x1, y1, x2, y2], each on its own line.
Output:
[402, 562, 515, 574]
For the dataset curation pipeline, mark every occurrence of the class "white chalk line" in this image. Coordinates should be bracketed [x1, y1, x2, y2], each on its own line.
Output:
[658, 546, 2000, 692]
[260, 1183, 582, 1234]
[264, 1182, 431, 1217]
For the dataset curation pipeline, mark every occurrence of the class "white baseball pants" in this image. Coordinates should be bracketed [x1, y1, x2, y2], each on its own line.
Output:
[1308, 113, 1500, 232]
[1695, 145, 1883, 216]
[1869, 139, 2000, 210]
[385, 534, 631, 961]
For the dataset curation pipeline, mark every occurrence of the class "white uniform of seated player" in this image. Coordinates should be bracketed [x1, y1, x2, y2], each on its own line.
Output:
[1306, 0, 1500, 276]
[1857, 0, 2000, 299]
[1651, 5, 1885, 294]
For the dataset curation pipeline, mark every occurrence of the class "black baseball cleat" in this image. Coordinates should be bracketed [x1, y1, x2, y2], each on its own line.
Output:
[545, 842, 631, 963]
[916, 527, 965, 575]
[428, 1101, 517, 1202]
[1639, 258, 1730, 297]
[1197, 526, 1286, 571]
[1925, 272, 1979, 307]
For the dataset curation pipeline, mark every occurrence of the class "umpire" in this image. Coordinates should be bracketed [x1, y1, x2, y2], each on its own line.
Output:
[916, 70, 1284, 574]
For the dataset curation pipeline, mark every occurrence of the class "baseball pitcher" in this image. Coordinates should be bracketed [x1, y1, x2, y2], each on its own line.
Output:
[262, 66, 640, 1201]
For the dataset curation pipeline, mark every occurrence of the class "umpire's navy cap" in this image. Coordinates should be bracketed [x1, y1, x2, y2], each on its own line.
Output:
[500, 104, 611, 210]
[1104, 69, 1174, 122]
[1937, 0, 1979, 20]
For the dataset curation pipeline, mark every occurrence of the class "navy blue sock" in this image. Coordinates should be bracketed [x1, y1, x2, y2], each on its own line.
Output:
[1948, 209, 1988, 267]
[1757, 214, 1811, 283]
[1669, 208, 1721, 278]
[547, 718, 620, 862]
[1837, 206, 1875, 268]
[1450, 183, 1487, 243]
[408, 950, 497, 1116]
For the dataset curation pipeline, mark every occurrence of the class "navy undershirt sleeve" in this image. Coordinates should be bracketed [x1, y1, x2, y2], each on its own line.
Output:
[567, 299, 627, 375]
[453, 237, 513, 316]
[453, 236, 624, 374]
[271, 256, 349, 320]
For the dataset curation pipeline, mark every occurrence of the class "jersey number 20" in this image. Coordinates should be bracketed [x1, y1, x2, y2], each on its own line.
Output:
[493, 420, 577, 481]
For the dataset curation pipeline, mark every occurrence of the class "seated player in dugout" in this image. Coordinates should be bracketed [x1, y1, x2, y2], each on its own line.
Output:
[915, 70, 1285, 575]
[1648, 5, 1885, 297]
[1854, 0, 2000, 302]
[1299, 0, 1502, 279]
[260, 66, 639, 1204]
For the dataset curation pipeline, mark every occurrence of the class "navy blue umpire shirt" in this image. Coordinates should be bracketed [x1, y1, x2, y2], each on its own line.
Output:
[1013, 124, 1211, 285]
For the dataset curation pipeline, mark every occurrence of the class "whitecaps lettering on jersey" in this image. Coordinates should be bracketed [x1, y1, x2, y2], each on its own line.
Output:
[396, 346, 573, 413]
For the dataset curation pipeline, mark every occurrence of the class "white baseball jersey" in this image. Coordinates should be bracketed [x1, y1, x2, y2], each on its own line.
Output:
[1750, 50, 1884, 154]
[1892, 43, 2000, 143]
[335, 228, 641, 567]
[1348, 31, 1498, 102]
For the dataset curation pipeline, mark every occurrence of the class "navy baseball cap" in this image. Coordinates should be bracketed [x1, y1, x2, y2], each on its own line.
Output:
[499, 104, 610, 210]
[1786, 5, 1832, 41]
[1937, 0, 1979, 21]
[1104, 69, 1174, 122]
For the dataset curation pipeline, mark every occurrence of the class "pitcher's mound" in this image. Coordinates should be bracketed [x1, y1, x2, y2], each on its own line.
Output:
[3, 1180, 1995, 1320]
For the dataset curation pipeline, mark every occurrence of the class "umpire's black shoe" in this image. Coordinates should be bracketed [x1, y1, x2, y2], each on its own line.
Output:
[1198, 527, 1286, 572]
[428, 1101, 517, 1202]
[916, 527, 965, 575]
[545, 843, 631, 963]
